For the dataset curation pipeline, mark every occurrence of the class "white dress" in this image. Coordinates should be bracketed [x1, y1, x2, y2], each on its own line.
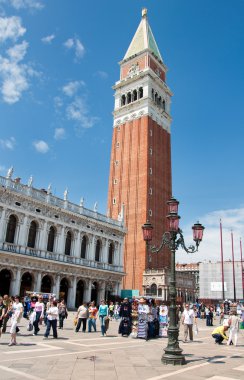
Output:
[137, 304, 149, 339]
[10, 302, 23, 334]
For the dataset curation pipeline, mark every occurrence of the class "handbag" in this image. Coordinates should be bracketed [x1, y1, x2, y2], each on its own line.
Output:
[74, 318, 78, 326]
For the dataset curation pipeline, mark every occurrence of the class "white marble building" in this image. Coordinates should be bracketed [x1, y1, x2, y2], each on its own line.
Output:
[0, 169, 126, 309]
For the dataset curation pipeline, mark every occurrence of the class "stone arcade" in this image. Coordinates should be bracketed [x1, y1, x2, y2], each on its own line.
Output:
[0, 171, 125, 309]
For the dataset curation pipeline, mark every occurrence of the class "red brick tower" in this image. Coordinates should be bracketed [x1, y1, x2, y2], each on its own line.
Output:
[107, 9, 172, 293]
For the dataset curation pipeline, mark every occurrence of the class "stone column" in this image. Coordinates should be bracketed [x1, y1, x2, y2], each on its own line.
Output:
[88, 235, 96, 261]
[18, 215, 29, 246]
[35, 272, 42, 292]
[97, 280, 106, 303]
[117, 242, 124, 268]
[57, 226, 65, 254]
[83, 279, 92, 303]
[38, 221, 48, 250]
[0, 208, 6, 243]
[67, 277, 77, 310]
[53, 274, 61, 297]
[113, 242, 119, 266]
[74, 232, 81, 258]
[115, 281, 121, 297]
[11, 268, 21, 295]
[102, 239, 109, 263]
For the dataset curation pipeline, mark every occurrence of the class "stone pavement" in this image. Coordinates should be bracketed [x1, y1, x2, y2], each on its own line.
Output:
[0, 314, 243, 380]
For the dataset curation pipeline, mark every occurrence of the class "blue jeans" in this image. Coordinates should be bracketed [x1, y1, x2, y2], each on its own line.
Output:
[88, 318, 96, 332]
[206, 315, 210, 326]
[99, 315, 106, 335]
[33, 311, 41, 335]
[212, 333, 224, 344]
[44, 319, 57, 338]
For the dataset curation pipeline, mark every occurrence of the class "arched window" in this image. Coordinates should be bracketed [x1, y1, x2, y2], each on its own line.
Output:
[95, 240, 101, 262]
[127, 92, 132, 104]
[108, 243, 114, 265]
[121, 95, 126, 106]
[158, 96, 161, 106]
[155, 92, 158, 103]
[162, 99, 166, 111]
[65, 231, 72, 256]
[27, 221, 37, 248]
[47, 226, 56, 252]
[81, 235, 87, 259]
[139, 87, 143, 99]
[158, 288, 162, 297]
[150, 283, 157, 296]
[133, 89, 137, 101]
[151, 88, 154, 99]
[5, 214, 17, 243]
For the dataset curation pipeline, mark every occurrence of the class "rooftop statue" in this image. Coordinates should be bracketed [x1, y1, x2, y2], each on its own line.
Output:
[6, 166, 14, 179]
[28, 175, 33, 187]
[64, 188, 68, 201]
[94, 202, 98, 212]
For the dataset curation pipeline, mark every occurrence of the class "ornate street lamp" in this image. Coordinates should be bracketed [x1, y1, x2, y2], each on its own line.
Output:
[142, 197, 204, 365]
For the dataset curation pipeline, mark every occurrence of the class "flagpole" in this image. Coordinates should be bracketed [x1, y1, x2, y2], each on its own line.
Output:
[240, 238, 244, 300]
[220, 219, 225, 300]
[231, 230, 236, 302]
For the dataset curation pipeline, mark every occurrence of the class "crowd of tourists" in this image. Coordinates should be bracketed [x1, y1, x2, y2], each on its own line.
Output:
[0, 294, 244, 347]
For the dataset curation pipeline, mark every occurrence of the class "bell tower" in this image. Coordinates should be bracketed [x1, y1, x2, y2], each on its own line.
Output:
[107, 9, 172, 292]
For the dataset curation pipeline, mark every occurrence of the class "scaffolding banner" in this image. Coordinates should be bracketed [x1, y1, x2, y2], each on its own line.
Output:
[210, 282, 227, 291]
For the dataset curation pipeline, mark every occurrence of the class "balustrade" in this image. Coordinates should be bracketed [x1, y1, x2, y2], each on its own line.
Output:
[1, 242, 123, 273]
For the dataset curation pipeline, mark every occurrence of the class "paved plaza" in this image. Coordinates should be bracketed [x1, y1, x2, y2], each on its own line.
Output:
[0, 315, 243, 380]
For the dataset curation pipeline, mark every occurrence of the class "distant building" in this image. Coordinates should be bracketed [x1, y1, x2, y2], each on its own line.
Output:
[199, 261, 244, 301]
[176, 262, 200, 300]
[143, 268, 196, 303]
[0, 172, 126, 308]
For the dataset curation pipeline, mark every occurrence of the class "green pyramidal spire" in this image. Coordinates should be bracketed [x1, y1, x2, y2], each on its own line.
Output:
[123, 8, 163, 63]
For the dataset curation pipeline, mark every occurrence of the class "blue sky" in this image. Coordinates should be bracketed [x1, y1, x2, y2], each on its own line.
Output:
[0, 0, 244, 263]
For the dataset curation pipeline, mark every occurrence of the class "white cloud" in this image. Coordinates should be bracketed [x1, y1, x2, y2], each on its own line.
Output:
[41, 34, 55, 44]
[5, 0, 44, 10]
[66, 97, 99, 129]
[64, 37, 85, 61]
[7, 40, 28, 61]
[0, 41, 32, 104]
[175, 207, 244, 264]
[54, 96, 63, 109]
[64, 38, 74, 49]
[62, 80, 85, 97]
[94, 70, 108, 79]
[54, 128, 66, 140]
[0, 16, 26, 43]
[33, 140, 49, 153]
[0, 136, 16, 149]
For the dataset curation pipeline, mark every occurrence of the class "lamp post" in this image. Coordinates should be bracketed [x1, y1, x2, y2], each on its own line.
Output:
[142, 197, 204, 365]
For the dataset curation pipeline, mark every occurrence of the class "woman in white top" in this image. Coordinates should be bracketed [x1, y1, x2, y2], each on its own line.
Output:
[227, 310, 240, 346]
[9, 295, 23, 346]
[44, 300, 58, 339]
[33, 295, 44, 336]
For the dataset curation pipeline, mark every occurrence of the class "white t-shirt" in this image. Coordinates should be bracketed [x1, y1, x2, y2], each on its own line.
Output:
[46, 306, 58, 321]
[182, 309, 194, 325]
[12, 302, 23, 322]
